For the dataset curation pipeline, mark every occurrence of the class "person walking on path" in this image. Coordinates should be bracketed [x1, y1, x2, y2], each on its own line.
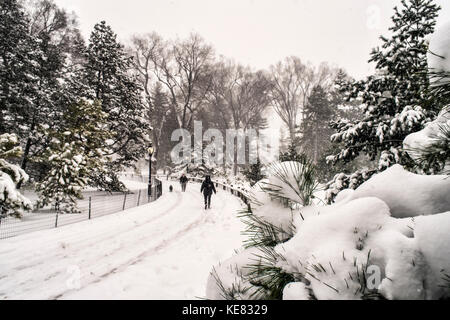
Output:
[180, 174, 188, 192]
[201, 175, 216, 210]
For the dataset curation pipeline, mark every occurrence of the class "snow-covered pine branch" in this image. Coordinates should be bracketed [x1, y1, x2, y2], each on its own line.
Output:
[0, 133, 32, 220]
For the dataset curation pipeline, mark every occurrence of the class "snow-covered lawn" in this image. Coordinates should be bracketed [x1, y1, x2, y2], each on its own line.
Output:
[0, 179, 153, 240]
[0, 182, 247, 300]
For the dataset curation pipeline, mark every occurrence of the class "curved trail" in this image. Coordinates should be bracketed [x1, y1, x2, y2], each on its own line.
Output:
[0, 182, 246, 300]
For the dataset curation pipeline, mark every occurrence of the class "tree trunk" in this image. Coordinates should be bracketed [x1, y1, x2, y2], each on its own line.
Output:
[313, 122, 319, 164]
[17, 120, 36, 190]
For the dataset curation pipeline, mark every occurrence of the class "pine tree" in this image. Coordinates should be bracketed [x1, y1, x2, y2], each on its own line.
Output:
[36, 141, 88, 213]
[17, 0, 85, 183]
[36, 100, 112, 212]
[300, 85, 335, 164]
[149, 83, 170, 169]
[80, 21, 150, 190]
[0, 134, 32, 220]
[1, 0, 85, 187]
[243, 159, 266, 186]
[60, 100, 112, 183]
[0, 0, 42, 135]
[327, 0, 441, 198]
[279, 141, 306, 163]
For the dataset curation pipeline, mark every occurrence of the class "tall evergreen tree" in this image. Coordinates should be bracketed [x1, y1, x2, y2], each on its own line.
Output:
[80, 21, 150, 190]
[1, 0, 84, 187]
[37, 100, 112, 212]
[0, 0, 42, 135]
[149, 83, 170, 169]
[327, 0, 441, 198]
[300, 85, 335, 164]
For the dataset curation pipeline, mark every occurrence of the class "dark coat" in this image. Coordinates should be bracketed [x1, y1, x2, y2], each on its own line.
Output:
[201, 178, 217, 196]
[180, 176, 188, 184]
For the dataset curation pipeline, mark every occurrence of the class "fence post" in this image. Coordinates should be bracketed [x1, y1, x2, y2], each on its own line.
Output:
[137, 190, 141, 206]
[123, 193, 127, 211]
[88, 197, 92, 219]
[55, 212, 59, 228]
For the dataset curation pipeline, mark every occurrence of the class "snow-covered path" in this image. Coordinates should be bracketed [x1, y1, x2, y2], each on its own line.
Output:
[0, 182, 247, 300]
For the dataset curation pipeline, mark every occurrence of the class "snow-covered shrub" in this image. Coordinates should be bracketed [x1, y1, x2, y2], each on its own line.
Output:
[207, 160, 319, 300]
[207, 160, 450, 300]
[206, 247, 264, 300]
[325, 169, 376, 204]
[36, 100, 113, 212]
[36, 141, 89, 214]
[0, 134, 32, 219]
[404, 106, 450, 174]
[242, 159, 266, 187]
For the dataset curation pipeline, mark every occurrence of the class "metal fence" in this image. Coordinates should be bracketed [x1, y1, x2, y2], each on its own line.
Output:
[0, 177, 163, 240]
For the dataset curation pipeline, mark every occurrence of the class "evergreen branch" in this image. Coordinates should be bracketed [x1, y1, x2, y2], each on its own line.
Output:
[238, 209, 294, 249]
[243, 246, 302, 300]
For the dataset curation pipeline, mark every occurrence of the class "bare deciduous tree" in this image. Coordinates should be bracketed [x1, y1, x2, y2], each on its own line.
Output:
[269, 57, 335, 145]
[130, 33, 166, 160]
[209, 60, 271, 174]
[148, 33, 214, 130]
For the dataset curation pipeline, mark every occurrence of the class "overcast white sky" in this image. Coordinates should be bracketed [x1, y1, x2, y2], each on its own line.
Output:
[54, 0, 450, 80]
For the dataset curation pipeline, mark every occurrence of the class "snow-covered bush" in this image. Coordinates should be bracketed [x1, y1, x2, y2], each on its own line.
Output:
[37, 141, 89, 214]
[207, 160, 319, 300]
[404, 106, 450, 174]
[0, 134, 32, 219]
[207, 159, 450, 300]
[36, 100, 113, 212]
[325, 169, 376, 204]
[242, 159, 266, 187]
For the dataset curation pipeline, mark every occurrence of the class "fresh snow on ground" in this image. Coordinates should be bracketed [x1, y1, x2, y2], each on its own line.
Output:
[0, 182, 247, 300]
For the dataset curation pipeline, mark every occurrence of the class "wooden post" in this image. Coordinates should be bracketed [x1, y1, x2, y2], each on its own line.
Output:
[123, 193, 127, 211]
[55, 212, 59, 228]
[88, 197, 92, 219]
[137, 190, 141, 206]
